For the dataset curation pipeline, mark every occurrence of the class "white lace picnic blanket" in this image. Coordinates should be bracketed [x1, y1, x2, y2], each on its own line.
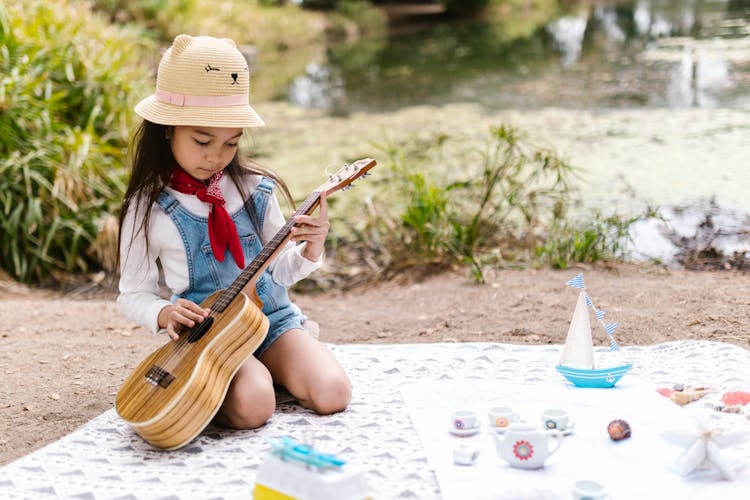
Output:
[1, 340, 748, 499]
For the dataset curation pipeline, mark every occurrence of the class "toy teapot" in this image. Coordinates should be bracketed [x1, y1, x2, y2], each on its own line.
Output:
[490, 422, 563, 470]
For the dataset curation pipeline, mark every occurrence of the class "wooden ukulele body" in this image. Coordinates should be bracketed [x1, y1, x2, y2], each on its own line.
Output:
[115, 290, 269, 450]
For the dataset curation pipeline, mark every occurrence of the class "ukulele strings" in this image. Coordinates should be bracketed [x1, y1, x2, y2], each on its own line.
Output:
[150, 192, 323, 377]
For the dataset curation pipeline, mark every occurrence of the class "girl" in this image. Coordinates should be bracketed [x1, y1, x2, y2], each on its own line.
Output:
[117, 35, 351, 430]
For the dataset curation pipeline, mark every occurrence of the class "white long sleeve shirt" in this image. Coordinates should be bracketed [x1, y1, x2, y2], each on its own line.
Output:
[118, 174, 321, 333]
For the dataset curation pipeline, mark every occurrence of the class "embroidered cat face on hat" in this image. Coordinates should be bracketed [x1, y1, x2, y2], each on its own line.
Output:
[135, 34, 265, 128]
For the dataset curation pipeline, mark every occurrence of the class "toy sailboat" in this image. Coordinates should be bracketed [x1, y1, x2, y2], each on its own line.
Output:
[555, 273, 632, 388]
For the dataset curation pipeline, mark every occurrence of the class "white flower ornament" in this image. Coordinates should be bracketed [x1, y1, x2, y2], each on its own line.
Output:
[662, 415, 749, 481]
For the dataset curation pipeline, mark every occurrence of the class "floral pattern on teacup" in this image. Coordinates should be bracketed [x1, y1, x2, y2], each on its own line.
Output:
[543, 419, 558, 429]
[495, 417, 510, 427]
[454, 419, 465, 430]
[513, 440, 534, 461]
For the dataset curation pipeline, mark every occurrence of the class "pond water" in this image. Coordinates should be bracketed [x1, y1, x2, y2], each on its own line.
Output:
[283, 0, 750, 112]
[255, 0, 750, 265]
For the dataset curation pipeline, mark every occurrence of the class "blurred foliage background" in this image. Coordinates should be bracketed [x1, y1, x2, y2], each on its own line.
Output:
[1, 0, 640, 287]
[1, 0, 152, 283]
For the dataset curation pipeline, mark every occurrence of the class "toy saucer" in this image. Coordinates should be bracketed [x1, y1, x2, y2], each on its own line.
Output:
[449, 424, 480, 437]
[490, 426, 510, 435]
[544, 421, 575, 436]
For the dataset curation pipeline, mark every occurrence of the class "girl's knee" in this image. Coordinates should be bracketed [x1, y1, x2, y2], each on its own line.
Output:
[309, 372, 352, 415]
[224, 388, 276, 429]
[220, 373, 276, 430]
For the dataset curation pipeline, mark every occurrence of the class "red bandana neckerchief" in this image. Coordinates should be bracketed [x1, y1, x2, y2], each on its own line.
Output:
[170, 166, 245, 269]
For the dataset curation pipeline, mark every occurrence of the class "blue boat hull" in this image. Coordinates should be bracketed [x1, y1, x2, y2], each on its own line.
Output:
[556, 363, 632, 388]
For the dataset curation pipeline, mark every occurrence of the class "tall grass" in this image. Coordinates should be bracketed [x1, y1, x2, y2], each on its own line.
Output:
[344, 126, 576, 282]
[536, 208, 658, 269]
[330, 125, 648, 285]
[0, 0, 152, 283]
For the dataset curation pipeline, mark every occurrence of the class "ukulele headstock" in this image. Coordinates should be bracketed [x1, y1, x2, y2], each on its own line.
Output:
[317, 158, 377, 197]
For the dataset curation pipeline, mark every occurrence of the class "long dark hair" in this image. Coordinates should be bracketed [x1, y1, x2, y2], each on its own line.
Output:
[117, 120, 294, 271]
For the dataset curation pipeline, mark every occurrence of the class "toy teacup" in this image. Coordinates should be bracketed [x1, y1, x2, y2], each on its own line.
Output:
[540, 408, 574, 431]
[451, 410, 478, 431]
[571, 479, 610, 500]
[487, 406, 520, 429]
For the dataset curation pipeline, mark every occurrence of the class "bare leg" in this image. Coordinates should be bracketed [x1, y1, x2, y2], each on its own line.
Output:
[214, 355, 276, 429]
[260, 329, 351, 415]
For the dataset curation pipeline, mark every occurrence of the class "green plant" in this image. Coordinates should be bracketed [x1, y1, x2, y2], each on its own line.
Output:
[338, 125, 660, 283]
[535, 208, 658, 269]
[446, 125, 575, 280]
[91, 0, 196, 38]
[326, 1, 388, 40]
[1, 0, 152, 282]
[357, 125, 577, 282]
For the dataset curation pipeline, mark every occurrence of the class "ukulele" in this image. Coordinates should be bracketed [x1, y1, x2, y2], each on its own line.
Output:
[115, 158, 377, 449]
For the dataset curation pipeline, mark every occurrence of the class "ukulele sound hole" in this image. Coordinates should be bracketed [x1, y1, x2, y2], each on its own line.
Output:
[186, 316, 214, 343]
[145, 365, 175, 388]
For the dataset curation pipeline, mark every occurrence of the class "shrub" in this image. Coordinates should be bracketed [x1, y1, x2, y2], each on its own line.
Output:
[350, 125, 577, 282]
[535, 209, 655, 269]
[0, 0, 152, 283]
[331, 125, 656, 284]
[92, 0, 330, 54]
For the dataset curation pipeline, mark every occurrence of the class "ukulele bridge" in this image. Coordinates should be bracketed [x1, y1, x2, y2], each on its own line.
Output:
[145, 365, 175, 388]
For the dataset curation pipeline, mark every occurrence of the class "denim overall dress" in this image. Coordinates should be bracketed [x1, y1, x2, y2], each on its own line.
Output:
[156, 176, 305, 357]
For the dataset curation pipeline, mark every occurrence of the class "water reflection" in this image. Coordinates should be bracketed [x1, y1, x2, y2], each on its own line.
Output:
[594, 4, 626, 43]
[266, 0, 750, 112]
[288, 63, 345, 110]
[546, 14, 588, 65]
[634, 1, 651, 35]
[629, 200, 750, 268]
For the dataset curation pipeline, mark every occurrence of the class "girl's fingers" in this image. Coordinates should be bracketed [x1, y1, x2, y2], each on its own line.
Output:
[290, 194, 328, 258]
[182, 308, 206, 323]
[175, 300, 210, 319]
[173, 312, 196, 326]
[319, 192, 328, 220]
[294, 215, 326, 227]
[166, 322, 180, 341]
[294, 193, 329, 227]
[164, 301, 211, 341]
[292, 225, 328, 238]
[175, 298, 204, 311]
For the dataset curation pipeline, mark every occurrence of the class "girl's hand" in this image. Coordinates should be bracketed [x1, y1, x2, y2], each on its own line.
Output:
[291, 191, 330, 262]
[158, 299, 211, 341]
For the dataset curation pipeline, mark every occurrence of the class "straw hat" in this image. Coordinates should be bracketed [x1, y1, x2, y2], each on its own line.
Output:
[135, 34, 265, 128]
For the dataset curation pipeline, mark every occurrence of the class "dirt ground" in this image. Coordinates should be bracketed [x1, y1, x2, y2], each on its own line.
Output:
[1, 263, 749, 466]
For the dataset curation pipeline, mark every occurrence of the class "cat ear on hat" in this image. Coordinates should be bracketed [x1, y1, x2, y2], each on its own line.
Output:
[171, 34, 194, 55]
[220, 38, 237, 48]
